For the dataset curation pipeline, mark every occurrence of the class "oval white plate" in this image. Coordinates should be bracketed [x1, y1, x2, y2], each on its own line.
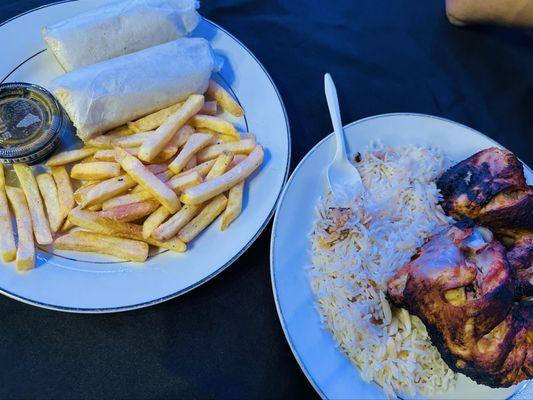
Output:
[0, 0, 290, 312]
[270, 113, 531, 399]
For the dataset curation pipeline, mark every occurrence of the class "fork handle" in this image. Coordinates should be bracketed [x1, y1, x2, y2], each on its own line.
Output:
[324, 73, 347, 162]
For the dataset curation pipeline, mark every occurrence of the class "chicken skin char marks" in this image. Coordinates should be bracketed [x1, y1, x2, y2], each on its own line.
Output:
[436, 147, 532, 230]
[496, 228, 533, 298]
[387, 222, 532, 387]
[437, 147, 532, 297]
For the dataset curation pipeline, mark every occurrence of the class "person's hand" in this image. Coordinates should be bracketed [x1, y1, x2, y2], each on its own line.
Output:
[446, 0, 533, 27]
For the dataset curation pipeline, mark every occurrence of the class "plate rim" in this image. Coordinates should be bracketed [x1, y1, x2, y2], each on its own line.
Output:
[270, 112, 531, 399]
[0, 0, 291, 313]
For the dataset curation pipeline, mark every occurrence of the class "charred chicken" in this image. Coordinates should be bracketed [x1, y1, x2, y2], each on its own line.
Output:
[437, 147, 532, 299]
[437, 148, 532, 230]
[497, 229, 533, 298]
[388, 147, 532, 387]
[387, 222, 532, 387]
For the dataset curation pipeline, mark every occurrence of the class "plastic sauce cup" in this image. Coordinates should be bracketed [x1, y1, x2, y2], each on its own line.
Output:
[0, 82, 72, 165]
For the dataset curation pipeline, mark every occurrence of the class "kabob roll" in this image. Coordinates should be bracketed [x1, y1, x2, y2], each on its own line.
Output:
[51, 38, 218, 140]
[42, 0, 200, 71]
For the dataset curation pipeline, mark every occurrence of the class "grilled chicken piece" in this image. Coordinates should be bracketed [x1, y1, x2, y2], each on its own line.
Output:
[477, 186, 533, 230]
[497, 229, 533, 298]
[437, 147, 532, 299]
[469, 304, 533, 387]
[387, 222, 532, 387]
[437, 148, 529, 228]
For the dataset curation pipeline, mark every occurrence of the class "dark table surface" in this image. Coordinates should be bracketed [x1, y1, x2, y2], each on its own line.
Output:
[1, 1, 532, 399]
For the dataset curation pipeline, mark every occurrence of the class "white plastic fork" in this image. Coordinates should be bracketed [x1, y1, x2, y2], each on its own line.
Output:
[324, 73, 364, 201]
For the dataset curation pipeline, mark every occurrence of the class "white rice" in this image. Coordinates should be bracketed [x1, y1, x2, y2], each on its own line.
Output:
[308, 142, 457, 398]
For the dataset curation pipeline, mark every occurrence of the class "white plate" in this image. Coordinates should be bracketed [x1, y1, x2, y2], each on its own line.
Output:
[270, 113, 531, 399]
[0, 0, 290, 312]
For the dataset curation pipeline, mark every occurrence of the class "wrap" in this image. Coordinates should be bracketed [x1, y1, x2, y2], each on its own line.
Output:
[42, 0, 200, 71]
[51, 38, 216, 140]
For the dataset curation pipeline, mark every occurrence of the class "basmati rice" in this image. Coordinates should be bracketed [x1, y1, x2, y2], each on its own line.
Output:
[308, 142, 457, 398]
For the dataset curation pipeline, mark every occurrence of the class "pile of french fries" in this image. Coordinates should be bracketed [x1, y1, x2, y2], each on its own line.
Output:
[0, 80, 264, 269]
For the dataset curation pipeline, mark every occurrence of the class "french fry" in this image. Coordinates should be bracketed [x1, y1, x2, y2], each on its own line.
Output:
[151, 125, 194, 163]
[190, 115, 239, 138]
[144, 164, 170, 175]
[128, 100, 218, 133]
[155, 170, 175, 182]
[98, 199, 159, 222]
[94, 148, 137, 161]
[181, 145, 264, 205]
[74, 181, 99, 205]
[138, 94, 204, 162]
[70, 162, 121, 180]
[95, 126, 189, 163]
[5, 186, 34, 270]
[201, 100, 218, 116]
[176, 160, 216, 179]
[77, 181, 98, 191]
[151, 149, 177, 164]
[101, 130, 144, 141]
[168, 133, 212, 174]
[110, 131, 154, 147]
[201, 128, 219, 137]
[61, 218, 75, 232]
[207, 79, 244, 117]
[178, 194, 227, 243]
[79, 175, 136, 207]
[102, 171, 203, 210]
[103, 191, 153, 210]
[13, 164, 53, 245]
[80, 155, 97, 163]
[104, 125, 134, 137]
[36, 173, 64, 233]
[51, 166, 75, 219]
[114, 147, 179, 213]
[46, 148, 97, 166]
[153, 204, 203, 241]
[172, 125, 195, 147]
[216, 134, 239, 143]
[205, 151, 234, 180]
[87, 131, 154, 149]
[94, 146, 180, 165]
[228, 155, 247, 170]
[0, 165, 16, 262]
[143, 206, 172, 239]
[106, 171, 202, 210]
[68, 207, 186, 252]
[184, 155, 197, 171]
[79, 164, 167, 208]
[55, 231, 148, 262]
[128, 101, 185, 133]
[166, 171, 203, 192]
[130, 170, 174, 194]
[196, 136, 256, 163]
[221, 181, 244, 231]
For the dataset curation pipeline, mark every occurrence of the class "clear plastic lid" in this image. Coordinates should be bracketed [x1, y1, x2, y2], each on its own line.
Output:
[0, 82, 69, 164]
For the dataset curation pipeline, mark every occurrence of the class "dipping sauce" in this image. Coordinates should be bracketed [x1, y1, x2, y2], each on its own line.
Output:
[0, 82, 71, 164]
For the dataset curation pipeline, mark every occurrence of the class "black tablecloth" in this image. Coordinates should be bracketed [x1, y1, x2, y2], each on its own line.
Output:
[1, 1, 532, 399]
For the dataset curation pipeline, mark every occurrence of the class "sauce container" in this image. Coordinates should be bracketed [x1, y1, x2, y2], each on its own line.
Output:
[0, 82, 72, 164]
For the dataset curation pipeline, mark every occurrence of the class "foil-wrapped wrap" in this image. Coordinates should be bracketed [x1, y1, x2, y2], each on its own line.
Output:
[42, 0, 200, 71]
[51, 38, 216, 140]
